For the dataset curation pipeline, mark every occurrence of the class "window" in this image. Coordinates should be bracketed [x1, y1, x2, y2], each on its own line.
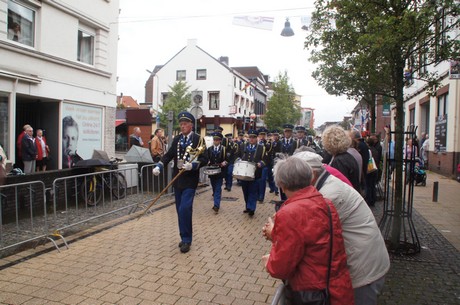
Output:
[176, 70, 186, 81]
[7, 0, 35, 47]
[0, 93, 9, 156]
[209, 91, 220, 110]
[78, 29, 94, 65]
[409, 108, 415, 126]
[437, 93, 448, 116]
[196, 69, 207, 80]
[435, 8, 447, 62]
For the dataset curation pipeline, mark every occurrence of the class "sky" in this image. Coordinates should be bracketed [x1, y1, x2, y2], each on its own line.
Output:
[116, 0, 357, 127]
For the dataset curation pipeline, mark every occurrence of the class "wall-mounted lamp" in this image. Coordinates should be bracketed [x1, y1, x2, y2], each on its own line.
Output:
[281, 18, 294, 37]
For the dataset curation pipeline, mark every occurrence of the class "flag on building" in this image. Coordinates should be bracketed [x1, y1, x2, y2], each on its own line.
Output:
[232, 16, 274, 31]
[242, 81, 253, 91]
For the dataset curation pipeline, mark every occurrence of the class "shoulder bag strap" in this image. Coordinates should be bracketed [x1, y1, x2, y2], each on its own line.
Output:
[325, 203, 333, 303]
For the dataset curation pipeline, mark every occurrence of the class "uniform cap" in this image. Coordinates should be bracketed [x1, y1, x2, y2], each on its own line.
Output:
[225, 133, 233, 138]
[178, 111, 195, 122]
[211, 132, 223, 140]
[247, 129, 259, 137]
[295, 126, 306, 132]
[283, 124, 294, 131]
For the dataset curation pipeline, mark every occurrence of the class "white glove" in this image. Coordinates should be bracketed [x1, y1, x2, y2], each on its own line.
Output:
[221, 161, 228, 167]
[182, 162, 193, 171]
[152, 167, 161, 176]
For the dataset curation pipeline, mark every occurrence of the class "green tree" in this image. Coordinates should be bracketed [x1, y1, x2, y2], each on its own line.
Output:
[264, 72, 302, 130]
[305, 0, 460, 251]
[160, 81, 192, 133]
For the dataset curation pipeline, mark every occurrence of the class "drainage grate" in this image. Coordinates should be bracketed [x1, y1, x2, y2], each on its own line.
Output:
[221, 196, 238, 201]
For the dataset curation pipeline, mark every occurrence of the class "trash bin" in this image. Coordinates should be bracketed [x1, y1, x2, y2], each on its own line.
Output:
[118, 163, 138, 188]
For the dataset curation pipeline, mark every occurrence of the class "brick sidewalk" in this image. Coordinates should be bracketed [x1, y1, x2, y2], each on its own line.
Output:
[0, 178, 459, 304]
[0, 188, 281, 305]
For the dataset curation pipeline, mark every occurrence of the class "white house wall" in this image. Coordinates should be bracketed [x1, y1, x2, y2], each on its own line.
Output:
[156, 40, 253, 118]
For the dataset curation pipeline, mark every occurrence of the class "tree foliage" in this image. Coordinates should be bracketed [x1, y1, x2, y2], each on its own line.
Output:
[160, 81, 192, 133]
[264, 72, 302, 130]
[305, 0, 460, 250]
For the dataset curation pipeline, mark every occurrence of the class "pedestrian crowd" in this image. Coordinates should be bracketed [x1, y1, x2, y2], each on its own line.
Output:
[149, 112, 390, 305]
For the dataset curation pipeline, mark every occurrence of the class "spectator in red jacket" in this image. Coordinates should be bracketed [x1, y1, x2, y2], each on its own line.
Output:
[35, 129, 50, 171]
[262, 156, 354, 305]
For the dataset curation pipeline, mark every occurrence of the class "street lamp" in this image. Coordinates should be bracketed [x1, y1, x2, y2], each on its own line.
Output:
[281, 18, 294, 37]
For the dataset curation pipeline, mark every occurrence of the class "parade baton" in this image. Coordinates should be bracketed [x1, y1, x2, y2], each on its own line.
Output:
[138, 145, 205, 219]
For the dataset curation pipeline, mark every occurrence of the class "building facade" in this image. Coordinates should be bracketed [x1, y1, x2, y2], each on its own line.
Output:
[145, 39, 268, 136]
[402, 60, 460, 177]
[0, 0, 119, 169]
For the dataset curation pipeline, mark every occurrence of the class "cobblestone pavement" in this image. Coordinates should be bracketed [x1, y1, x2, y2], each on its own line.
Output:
[0, 175, 459, 305]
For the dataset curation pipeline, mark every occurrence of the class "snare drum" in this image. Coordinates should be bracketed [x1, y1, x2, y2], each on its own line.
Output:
[233, 161, 256, 181]
[203, 166, 221, 176]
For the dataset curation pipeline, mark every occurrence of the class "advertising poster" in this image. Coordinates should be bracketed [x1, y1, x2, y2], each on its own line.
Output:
[62, 102, 102, 168]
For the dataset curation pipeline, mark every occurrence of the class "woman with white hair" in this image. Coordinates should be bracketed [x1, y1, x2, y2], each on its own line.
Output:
[262, 156, 354, 305]
[322, 125, 360, 192]
[292, 151, 390, 305]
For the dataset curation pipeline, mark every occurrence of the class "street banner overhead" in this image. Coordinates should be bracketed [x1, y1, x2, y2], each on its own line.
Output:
[232, 16, 274, 31]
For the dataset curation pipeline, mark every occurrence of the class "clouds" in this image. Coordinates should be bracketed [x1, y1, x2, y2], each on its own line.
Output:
[116, 0, 355, 126]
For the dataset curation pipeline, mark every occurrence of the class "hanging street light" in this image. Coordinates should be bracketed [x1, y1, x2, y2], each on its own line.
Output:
[281, 18, 294, 37]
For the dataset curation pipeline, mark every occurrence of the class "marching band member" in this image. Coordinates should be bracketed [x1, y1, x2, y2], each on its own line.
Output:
[295, 125, 309, 147]
[152, 111, 208, 253]
[206, 132, 229, 213]
[235, 129, 266, 216]
[257, 127, 270, 204]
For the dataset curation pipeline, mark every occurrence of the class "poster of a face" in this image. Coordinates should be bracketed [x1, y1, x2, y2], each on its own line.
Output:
[62, 102, 102, 168]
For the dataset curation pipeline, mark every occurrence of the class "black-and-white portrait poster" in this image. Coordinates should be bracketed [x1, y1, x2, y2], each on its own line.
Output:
[62, 102, 102, 168]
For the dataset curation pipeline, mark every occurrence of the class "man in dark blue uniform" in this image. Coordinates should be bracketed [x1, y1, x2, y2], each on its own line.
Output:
[152, 111, 208, 253]
[235, 129, 266, 216]
[257, 127, 270, 204]
[207, 132, 229, 213]
[281, 124, 298, 156]
[295, 125, 309, 147]
[267, 129, 281, 195]
[224, 133, 236, 191]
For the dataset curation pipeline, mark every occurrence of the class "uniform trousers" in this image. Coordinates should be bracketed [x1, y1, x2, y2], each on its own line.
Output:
[210, 176, 223, 208]
[225, 163, 234, 190]
[257, 167, 268, 201]
[241, 180, 258, 212]
[174, 188, 196, 244]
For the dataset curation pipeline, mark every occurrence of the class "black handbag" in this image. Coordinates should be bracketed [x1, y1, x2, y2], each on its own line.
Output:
[286, 203, 333, 305]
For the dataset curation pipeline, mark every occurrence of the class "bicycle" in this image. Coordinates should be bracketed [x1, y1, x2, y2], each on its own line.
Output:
[79, 158, 127, 206]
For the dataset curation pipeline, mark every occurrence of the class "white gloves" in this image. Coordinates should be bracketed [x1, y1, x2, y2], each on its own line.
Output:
[221, 161, 228, 167]
[182, 162, 193, 171]
[152, 167, 161, 176]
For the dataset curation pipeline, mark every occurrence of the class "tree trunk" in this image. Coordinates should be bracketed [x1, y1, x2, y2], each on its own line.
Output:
[390, 59, 406, 250]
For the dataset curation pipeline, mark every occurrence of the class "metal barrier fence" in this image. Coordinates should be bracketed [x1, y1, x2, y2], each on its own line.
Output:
[0, 165, 171, 256]
[0, 181, 48, 252]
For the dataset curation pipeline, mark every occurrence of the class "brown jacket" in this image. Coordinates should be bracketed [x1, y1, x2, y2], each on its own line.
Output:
[150, 136, 165, 161]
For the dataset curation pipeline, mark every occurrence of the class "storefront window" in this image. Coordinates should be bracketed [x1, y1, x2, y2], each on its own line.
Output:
[7, 0, 35, 47]
[0, 93, 9, 156]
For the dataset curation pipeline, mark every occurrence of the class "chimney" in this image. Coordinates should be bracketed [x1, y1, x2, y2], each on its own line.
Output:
[219, 56, 229, 66]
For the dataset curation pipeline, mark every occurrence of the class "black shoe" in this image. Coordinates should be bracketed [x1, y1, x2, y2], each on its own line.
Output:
[178, 241, 183, 248]
[243, 209, 249, 213]
[180, 243, 191, 253]
[275, 192, 279, 196]
[269, 190, 274, 193]
[226, 188, 231, 192]
[257, 200, 264, 204]
[248, 210, 254, 216]
[212, 206, 219, 213]
[224, 187, 228, 191]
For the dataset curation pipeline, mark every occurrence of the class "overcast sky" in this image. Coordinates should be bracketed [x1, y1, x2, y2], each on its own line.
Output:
[116, 0, 357, 127]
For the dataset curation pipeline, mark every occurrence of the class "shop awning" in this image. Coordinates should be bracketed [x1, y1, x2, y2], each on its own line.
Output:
[115, 119, 126, 127]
